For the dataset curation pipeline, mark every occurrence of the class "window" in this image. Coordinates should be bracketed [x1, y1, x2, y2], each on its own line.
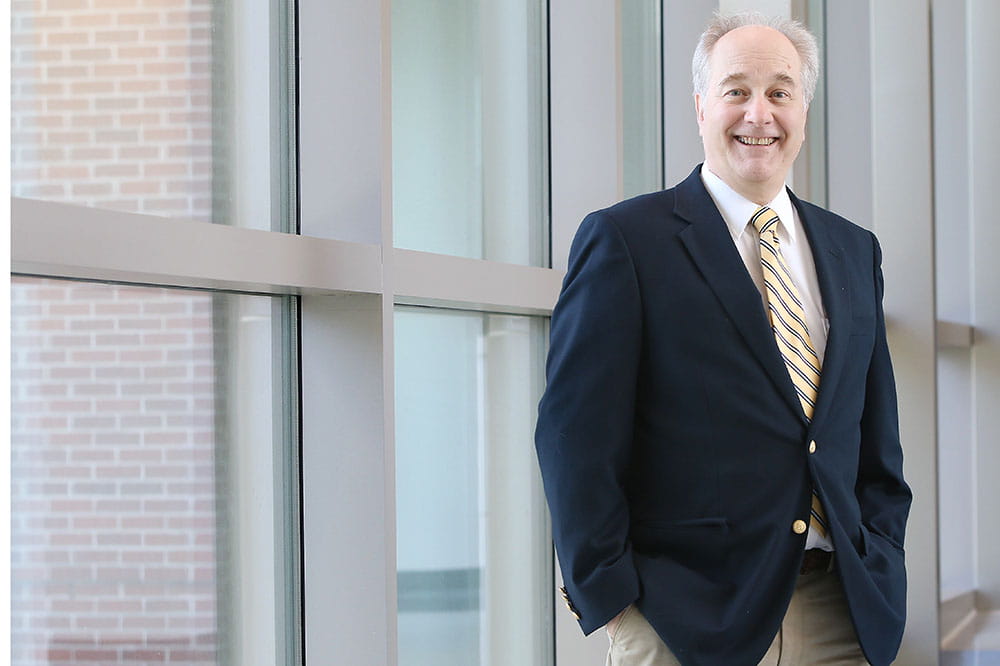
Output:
[12, 0, 566, 663]
[391, 0, 548, 266]
[394, 308, 551, 666]
[622, 0, 664, 198]
[10, 278, 299, 665]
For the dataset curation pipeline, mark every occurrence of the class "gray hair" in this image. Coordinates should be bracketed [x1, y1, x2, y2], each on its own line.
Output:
[692, 11, 820, 105]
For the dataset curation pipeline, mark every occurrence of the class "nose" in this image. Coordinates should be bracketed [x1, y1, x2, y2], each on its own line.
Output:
[744, 95, 773, 125]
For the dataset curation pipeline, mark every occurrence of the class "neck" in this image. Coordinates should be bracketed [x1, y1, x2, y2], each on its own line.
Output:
[702, 165, 785, 206]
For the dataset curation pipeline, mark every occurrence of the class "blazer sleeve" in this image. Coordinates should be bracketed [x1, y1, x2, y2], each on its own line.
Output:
[535, 211, 643, 634]
[855, 233, 912, 550]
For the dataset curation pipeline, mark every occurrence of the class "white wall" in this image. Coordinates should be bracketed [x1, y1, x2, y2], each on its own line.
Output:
[969, 0, 1000, 612]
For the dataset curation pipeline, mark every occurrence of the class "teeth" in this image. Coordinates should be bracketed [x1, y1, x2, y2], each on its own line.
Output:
[737, 136, 777, 146]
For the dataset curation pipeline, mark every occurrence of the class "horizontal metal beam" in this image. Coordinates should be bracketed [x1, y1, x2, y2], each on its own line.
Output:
[937, 320, 974, 349]
[12, 197, 382, 296]
[393, 248, 562, 316]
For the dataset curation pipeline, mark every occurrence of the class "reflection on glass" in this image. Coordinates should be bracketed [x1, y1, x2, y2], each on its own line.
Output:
[9, 0, 292, 230]
[10, 277, 297, 666]
[391, 0, 547, 266]
[622, 0, 663, 198]
[394, 307, 552, 666]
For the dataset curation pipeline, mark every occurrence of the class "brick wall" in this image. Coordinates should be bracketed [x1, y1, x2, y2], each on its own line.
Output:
[11, 278, 222, 665]
[10, 0, 227, 663]
[11, 0, 215, 221]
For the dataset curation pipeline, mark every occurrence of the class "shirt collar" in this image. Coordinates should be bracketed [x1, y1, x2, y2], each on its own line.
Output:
[699, 165, 798, 244]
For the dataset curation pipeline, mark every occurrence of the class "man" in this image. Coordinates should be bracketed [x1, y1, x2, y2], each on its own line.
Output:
[534, 12, 911, 666]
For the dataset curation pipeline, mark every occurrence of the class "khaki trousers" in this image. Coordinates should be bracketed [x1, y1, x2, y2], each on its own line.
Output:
[605, 569, 869, 666]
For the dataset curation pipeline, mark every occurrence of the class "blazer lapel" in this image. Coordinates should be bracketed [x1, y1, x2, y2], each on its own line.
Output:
[791, 194, 852, 434]
[675, 168, 806, 423]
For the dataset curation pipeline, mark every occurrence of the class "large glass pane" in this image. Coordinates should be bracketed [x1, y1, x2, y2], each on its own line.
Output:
[9, 0, 295, 231]
[394, 307, 552, 666]
[10, 277, 299, 666]
[391, 0, 547, 266]
[622, 0, 663, 198]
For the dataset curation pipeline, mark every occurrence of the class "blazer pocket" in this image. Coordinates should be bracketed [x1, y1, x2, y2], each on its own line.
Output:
[630, 517, 729, 570]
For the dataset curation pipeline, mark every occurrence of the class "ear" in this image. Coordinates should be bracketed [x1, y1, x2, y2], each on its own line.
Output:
[694, 93, 705, 132]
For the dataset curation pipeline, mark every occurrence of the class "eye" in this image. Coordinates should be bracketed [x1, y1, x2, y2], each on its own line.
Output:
[723, 89, 746, 98]
[771, 90, 791, 99]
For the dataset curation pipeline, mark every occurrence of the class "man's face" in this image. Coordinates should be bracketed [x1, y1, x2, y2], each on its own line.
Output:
[695, 25, 808, 203]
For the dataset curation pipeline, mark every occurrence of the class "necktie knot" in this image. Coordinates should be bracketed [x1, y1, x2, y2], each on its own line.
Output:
[751, 206, 780, 236]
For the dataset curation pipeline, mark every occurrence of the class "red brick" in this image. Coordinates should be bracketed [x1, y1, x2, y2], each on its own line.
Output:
[143, 431, 185, 445]
[143, 534, 187, 547]
[51, 498, 94, 510]
[72, 350, 116, 362]
[118, 45, 160, 58]
[125, 649, 167, 661]
[49, 634, 97, 646]
[122, 550, 164, 563]
[70, 80, 115, 94]
[98, 96, 140, 111]
[95, 499, 141, 511]
[96, 532, 142, 546]
[70, 448, 116, 462]
[117, 11, 159, 25]
[46, 64, 89, 78]
[145, 634, 189, 647]
[94, 128, 139, 143]
[121, 111, 161, 125]
[51, 599, 94, 612]
[142, 61, 186, 76]
[47, 32, 90, 46]
[69, 47, 113, 60]
[93, 163, 139, 178]
[123, 615, 166, 629]
[144, 95, 188, 109]
[30, 615, 72, 629]
[121, 382, 164, 395]
[145, 599, 189, 612]
[118, 448, 162, 462]
[143, 333, 188, 345]
[120, 78, 161, 93]
[69, 318, 114, 330]
[120, 180, 161, 195]
[96, 29, 141, 42]
[71, 183, 113, 198]
[121, 516, 163, 529]
[118, 145, 159, 158]
[94, 366, 141, 379]
[70, 13, 114, 28]
[74, 649, 119, 660]
[144, 127, 188, 141]
[71, 383, 116, 396]
[51, 432, 93, 445]
[69, 113, 115, 129]
[95, 566, 141, 580]
[168, 649, 216, 661]
[73, 551, 117, 563]
[47, 0, 89, 8]
[96, 465, 141, 478]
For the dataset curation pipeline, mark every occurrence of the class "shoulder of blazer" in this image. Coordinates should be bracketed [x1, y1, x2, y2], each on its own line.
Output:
[788, 190, 878, 258]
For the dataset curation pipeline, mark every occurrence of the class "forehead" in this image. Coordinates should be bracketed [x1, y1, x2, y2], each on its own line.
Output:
[709, 25, 802, 85]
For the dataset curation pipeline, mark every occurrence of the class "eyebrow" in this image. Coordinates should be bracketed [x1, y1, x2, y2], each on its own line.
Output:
[717, 72, 797, 89]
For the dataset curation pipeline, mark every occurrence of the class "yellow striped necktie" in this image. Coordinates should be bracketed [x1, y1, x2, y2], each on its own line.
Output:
[751, 206, 828, 537]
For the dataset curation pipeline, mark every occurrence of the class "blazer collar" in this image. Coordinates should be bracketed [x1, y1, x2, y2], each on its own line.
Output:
[789, 190, 852, 435]
[675, 166, 852, 428]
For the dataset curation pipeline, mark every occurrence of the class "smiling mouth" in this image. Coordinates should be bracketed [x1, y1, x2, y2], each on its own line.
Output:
[736, 136, 777, 146]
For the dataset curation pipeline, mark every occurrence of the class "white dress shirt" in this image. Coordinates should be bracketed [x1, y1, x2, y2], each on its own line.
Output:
[700, 166, 834, 552]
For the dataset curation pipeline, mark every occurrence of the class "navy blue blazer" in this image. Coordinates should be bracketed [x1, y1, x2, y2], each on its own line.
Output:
[535, 166, 911, 666]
